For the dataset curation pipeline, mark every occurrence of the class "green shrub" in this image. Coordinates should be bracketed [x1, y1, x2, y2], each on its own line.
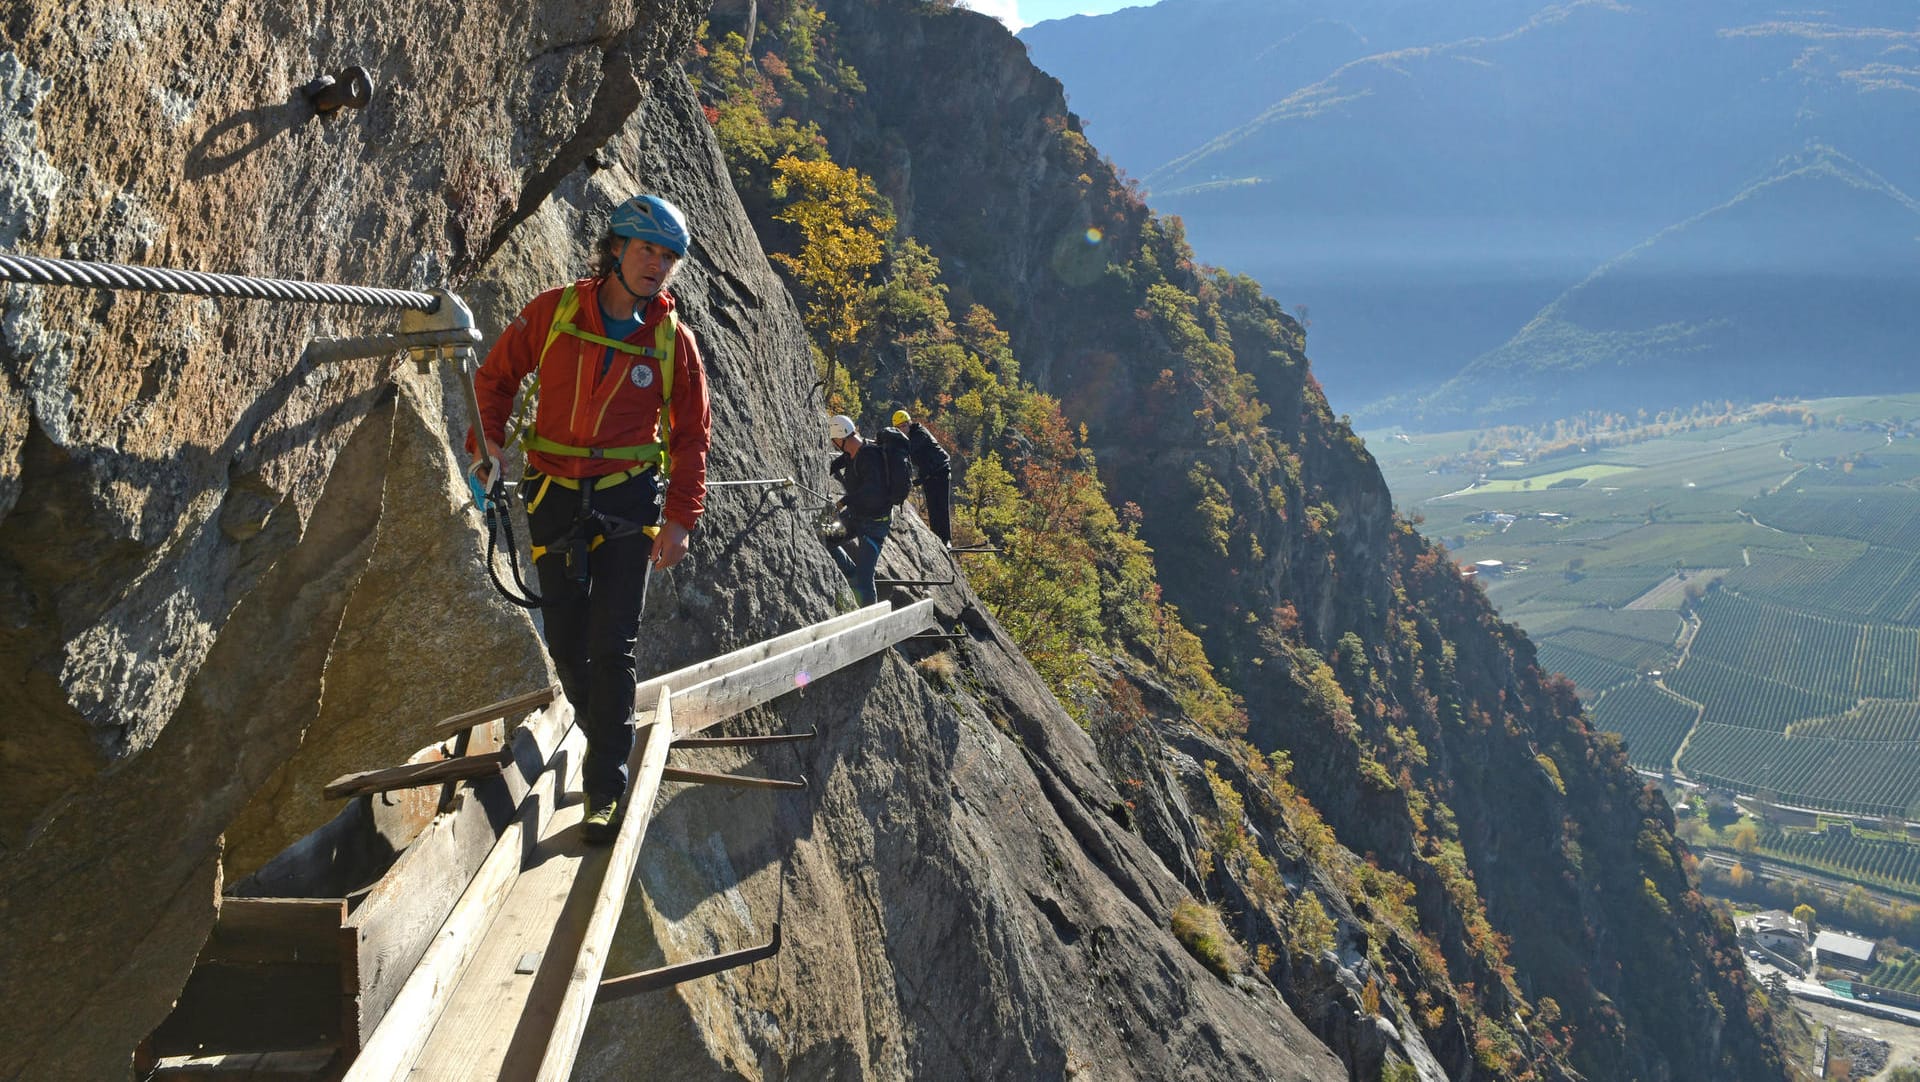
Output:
[1170, 898, 1243, 978]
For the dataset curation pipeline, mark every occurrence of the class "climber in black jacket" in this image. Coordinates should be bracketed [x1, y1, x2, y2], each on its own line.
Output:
[892, 409, 952, 545]
[826, 414, 892, 605]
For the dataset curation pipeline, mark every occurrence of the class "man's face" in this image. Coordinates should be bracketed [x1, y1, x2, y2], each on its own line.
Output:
[830, 434, 847, 453]
[616, 237, 679, 296]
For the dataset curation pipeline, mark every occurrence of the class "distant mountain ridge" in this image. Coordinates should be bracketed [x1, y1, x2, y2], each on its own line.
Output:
[1022, 0, 1920, 423]
[1411, 146, 1920, 421]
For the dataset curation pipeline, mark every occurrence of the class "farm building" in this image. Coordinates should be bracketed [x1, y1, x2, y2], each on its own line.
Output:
[1741, 911, 1808, 952]
[1814, 930, 1878, 971]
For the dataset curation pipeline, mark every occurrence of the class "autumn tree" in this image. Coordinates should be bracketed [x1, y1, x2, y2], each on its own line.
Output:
[769, 154, 895, 399]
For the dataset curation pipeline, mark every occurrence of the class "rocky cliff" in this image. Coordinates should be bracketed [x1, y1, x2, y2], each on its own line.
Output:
[736, 1, 1799, 1078]
[2, 2, 1356, 1079]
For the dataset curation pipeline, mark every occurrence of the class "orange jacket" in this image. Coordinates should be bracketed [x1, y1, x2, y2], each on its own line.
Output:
[472, 277, 711, 531]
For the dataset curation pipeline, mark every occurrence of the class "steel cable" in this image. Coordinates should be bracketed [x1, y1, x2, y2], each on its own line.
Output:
[0, 253, 439, 312]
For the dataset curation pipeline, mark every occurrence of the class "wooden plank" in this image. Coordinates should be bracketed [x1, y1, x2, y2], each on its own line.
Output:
[401, 773, 603, 1079]
[426, 684, 559, 741]
[532, 689, 675, 1082]
[202, 898, 346, 966]
[630, 603, 890, 708]
[322, 749, 508, 800]
[341, 702, 572, 1058]
[340, 717, 586, 1082]
[671, 599, 937, 736]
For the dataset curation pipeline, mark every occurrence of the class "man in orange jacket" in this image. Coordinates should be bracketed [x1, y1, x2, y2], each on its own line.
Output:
[470, 193, 711, 842]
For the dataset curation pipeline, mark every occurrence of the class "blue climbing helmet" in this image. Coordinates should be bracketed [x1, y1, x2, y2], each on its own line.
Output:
[610, 194, 690, 257]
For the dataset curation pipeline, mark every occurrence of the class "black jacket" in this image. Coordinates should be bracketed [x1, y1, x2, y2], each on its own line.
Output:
[904, 422, 950, 479]
[831, 442, 894, 522]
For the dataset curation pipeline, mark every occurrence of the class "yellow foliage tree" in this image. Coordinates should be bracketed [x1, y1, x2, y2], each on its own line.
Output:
[770, 155, 895, 392]
[1731, 822, 1759, 853]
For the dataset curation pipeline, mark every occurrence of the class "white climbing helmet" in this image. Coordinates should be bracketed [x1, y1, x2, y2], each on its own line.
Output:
[828, 414, 857, 441]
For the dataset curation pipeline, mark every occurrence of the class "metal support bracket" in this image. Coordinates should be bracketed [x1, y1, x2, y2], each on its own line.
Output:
[672, 730, 817, 749]
[303, 326, 482, 366]
[662, 767, 806, 791]
[596, 923, 782, 1003]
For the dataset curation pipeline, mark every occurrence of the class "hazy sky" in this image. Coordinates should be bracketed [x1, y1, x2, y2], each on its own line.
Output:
[961, 0, 1151, 33]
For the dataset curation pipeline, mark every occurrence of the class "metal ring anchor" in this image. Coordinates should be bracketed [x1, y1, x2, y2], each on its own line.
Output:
[305, 66, 374, 113]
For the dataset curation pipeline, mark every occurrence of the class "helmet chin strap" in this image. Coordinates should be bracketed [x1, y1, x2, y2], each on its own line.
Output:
[612, 261, 658, 314]
[605, 238, 665, 317]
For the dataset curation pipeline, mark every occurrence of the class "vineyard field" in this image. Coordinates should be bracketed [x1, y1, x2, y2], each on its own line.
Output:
[1866, 958, 1920, 995]
[1665, 657, 1851, 733]
[1372, 396, 1920, 827]
[1722, 546, 1914, 624]
[1746, 489, 1920, 549]
[1679, 723, 1920, 818]
[1762, 829, 1920, 899]
[1540, 627, 1674, 671]
[1520, 608, 1682, 642]
[1534, 643, 1636, 698]
[1589, 680, 1697, 770]
[1487, 571, 1671, 610]
[1859, 627, 1920, 700]
[1791, 701, 1920, 743]
[1686, 593, 1863, 700]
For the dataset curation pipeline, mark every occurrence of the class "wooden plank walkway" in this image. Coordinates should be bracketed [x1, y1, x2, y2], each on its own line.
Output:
[341, 599, 935, 1080]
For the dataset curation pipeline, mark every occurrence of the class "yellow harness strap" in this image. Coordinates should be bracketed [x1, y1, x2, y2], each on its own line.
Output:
[511, 284, 679, 473]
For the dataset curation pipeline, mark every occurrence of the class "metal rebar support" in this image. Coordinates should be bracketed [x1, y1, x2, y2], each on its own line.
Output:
[672, 730, 817, 749]
[596, 923, 782, 1003]
[790, 478, 839, 504]
[662, 767, 806, 791]
[0, 253, 439, 311]
[705, 477, 794, 489]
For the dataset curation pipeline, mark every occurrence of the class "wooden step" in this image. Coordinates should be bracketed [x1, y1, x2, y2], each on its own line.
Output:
[426, 685, 559, 742]
[321, 750, 508, 800]
[145, 900, 352, 1061]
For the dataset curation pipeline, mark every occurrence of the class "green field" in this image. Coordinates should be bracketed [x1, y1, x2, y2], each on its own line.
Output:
[1371, 397, 1920, 817]
[1463, 463, 1640, 493]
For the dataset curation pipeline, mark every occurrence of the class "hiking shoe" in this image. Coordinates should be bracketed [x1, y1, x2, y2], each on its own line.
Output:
[582, 798, 621, 844]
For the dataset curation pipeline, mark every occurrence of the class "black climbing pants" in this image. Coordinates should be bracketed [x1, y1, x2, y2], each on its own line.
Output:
[921, 471, 952, 545]
[524, 470, 663, 809]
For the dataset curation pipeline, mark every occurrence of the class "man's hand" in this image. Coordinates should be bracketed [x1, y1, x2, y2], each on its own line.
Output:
[650, 520, 692, 570]
[471, 437, 505, 486]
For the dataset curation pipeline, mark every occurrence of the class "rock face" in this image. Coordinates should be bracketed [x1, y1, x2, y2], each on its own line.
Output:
[1, 2, 1350, 1079]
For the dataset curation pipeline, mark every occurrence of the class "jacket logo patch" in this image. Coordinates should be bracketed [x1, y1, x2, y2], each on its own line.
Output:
[630, 364, 654, 389]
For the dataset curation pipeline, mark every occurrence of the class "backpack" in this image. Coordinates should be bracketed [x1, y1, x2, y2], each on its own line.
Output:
[875, 426, 914, 505]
